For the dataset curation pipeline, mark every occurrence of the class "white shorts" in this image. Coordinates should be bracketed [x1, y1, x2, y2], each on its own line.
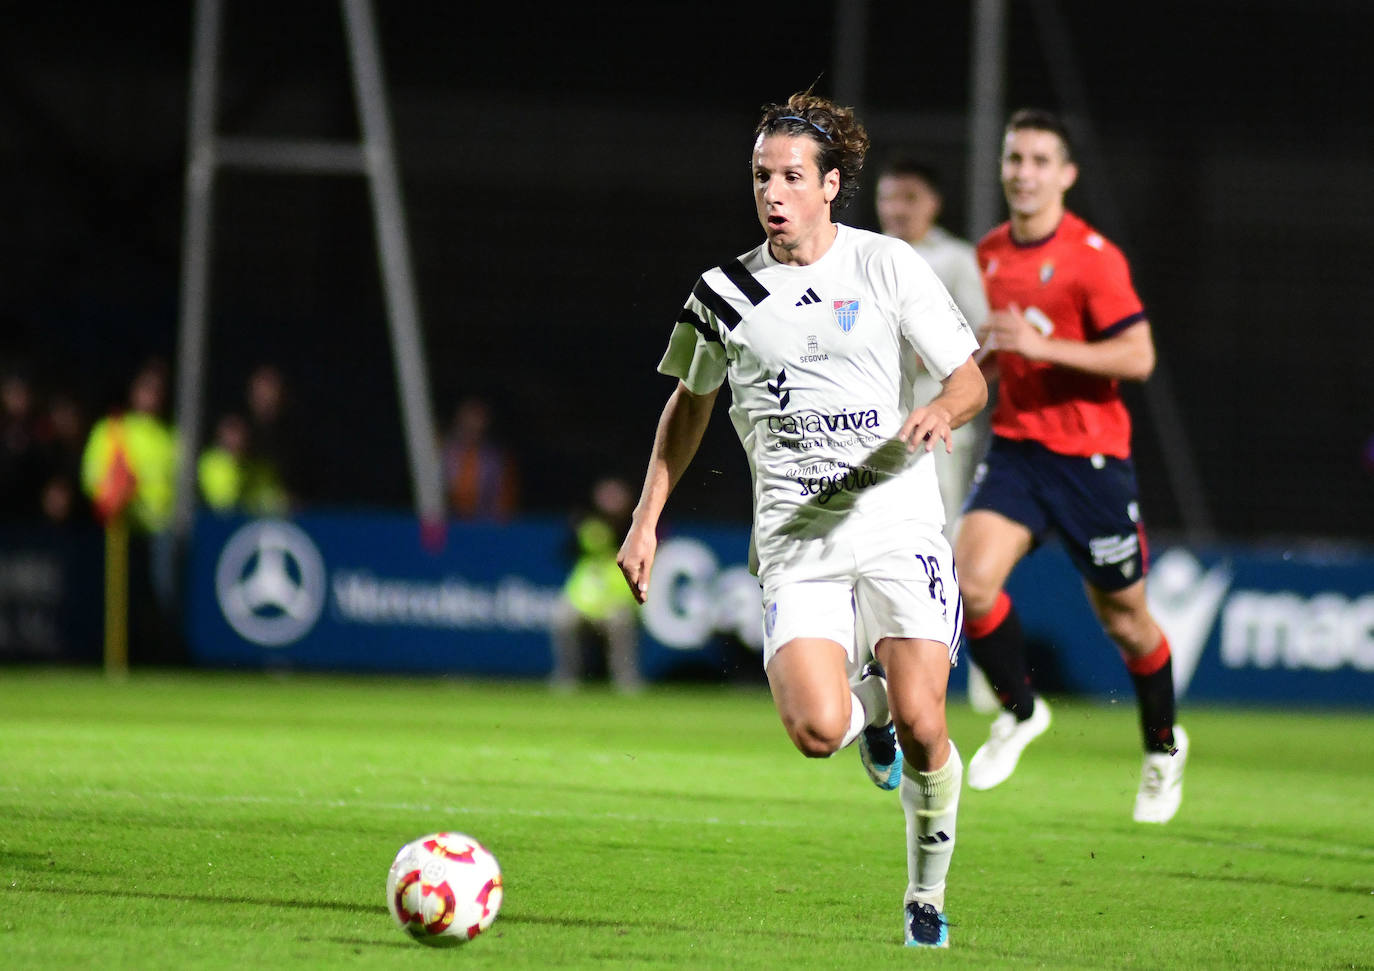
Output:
[759, 527, 963, 669]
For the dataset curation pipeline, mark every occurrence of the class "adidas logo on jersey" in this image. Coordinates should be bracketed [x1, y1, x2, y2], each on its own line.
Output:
[795, 288, 821, 306]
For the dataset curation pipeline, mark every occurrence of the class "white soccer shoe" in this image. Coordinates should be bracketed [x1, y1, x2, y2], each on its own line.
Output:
[1133, 725, 1189, 824]
[966, 696, 1051, 790]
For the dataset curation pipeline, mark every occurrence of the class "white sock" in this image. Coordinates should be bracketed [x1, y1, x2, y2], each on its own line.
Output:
[839, 672, 891, 749]
[853, 670, 890, 725]
[900, 741, 962, 911]
[839, 695, 867, 749]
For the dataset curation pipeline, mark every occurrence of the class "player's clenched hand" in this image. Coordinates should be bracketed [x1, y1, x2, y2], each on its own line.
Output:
[617, 524, 658, 605]
[899, 404, 954, 454]
[985, 303, 1045, 358]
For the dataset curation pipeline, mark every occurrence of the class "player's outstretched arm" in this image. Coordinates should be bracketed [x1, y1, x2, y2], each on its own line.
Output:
[617, 381, 719, 603]
[899, 356, 987, 454]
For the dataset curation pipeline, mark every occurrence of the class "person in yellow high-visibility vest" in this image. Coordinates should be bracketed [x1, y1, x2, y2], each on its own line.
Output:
[80, 358, 182, 665]
[197, 412, 289, 515]
[549, 477, 642, 692]
[197, 420, 242, 514]
[82, 409, 177, 533]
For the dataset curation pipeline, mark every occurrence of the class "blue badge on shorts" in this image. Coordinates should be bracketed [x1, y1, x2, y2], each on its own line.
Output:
[832, 299, 860, 333]
[764, 601, 777, 637]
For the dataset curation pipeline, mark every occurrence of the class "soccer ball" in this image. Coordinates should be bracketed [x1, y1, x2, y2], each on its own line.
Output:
[386, 832, 503, 946]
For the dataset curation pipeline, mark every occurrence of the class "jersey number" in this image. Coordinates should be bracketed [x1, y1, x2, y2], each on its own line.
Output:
[915, 554, 947, 612]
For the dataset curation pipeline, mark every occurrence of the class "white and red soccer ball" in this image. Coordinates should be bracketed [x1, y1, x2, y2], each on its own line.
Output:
[386, 832, 503, 946]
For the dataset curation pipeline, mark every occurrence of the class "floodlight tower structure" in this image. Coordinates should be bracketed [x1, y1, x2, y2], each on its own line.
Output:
[171, 0, 444, 549]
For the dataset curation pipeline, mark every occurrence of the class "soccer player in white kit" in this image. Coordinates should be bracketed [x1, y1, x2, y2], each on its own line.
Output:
[617, 91, 986, 948]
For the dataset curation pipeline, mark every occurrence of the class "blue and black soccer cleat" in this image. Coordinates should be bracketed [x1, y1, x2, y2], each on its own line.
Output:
[904, 900, 949, 948]
[857, 662, 902, 790]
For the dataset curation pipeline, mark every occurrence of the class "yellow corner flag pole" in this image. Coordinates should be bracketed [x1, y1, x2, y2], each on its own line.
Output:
[104, 514, 130, 679]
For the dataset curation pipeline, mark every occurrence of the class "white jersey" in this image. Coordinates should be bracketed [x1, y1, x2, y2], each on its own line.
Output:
[658, 224, 979, 576]
[907, 225, 991, 532]
[910, 225, 988, 328]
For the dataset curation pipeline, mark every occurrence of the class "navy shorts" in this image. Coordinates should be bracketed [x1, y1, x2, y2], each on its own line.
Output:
[965, 436, 1149, 592]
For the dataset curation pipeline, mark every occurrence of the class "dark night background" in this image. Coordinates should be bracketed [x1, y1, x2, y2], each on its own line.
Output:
[4, 1, 1371, 542]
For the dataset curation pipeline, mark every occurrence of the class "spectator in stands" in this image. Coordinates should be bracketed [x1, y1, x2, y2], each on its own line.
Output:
[199, 413, 250, 513]
[199, 412, 289, 515]
[80, 356, 183, 664]
[0, 367, 45, 521]
[244, 363, 308, 508]
[549, 476, 643, 693]
[81, 358, 177, 534]
[35, 389, 91, 525]
[441, 396, 519, 520]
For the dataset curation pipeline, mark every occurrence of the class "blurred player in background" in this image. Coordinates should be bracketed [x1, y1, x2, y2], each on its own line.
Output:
[875, 157, 999, 716]
[957, 109, 1188, 823]
[875, 157, 989, 529]
[617, 91, 985, 947]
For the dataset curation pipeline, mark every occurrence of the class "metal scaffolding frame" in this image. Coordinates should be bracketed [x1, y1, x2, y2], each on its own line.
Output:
[171, 0, 444, 548]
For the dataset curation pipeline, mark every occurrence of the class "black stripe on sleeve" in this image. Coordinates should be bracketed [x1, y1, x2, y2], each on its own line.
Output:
[692, 277, 743, 331]
[721, 258, 770, 307]
[1094, 311, 1147, 341]
[677, 307, 722, 345]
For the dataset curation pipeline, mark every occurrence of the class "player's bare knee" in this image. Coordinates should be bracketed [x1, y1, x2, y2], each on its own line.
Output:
[891, 702, 947, 762]
[782, 715, 846, 759]
[1099, 604, 1153, 653]
[792, 726, 845, 759]
[956, 569, 1001, 618]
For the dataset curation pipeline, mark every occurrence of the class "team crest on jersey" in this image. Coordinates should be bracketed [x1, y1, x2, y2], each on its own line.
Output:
[1039, 261, 1055, 284]
[832, 299, 860, 333]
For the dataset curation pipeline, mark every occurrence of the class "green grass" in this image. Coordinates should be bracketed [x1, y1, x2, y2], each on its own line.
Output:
[1, 670, 1371, 969]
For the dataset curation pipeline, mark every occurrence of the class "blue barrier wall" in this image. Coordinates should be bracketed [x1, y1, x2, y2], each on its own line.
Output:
[997, 542, 1374, 706]
[186, 512, 758, 681]
[185, 512, 1374, 706]
[0, 524, 103, 664]
[190, 513, 566, 676]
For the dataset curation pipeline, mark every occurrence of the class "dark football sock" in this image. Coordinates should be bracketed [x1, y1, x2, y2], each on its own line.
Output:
[1124, 636, 1178, 753]
[963, 592, 1036, 721]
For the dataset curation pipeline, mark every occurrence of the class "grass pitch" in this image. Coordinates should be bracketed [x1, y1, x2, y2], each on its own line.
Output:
[1, 669, 1370, 969]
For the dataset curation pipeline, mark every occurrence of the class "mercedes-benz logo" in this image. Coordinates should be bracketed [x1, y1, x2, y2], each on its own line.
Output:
[215, 520, 326, 647]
